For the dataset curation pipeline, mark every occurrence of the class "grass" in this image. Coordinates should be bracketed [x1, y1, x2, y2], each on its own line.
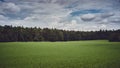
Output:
[0, 40, 120, 68]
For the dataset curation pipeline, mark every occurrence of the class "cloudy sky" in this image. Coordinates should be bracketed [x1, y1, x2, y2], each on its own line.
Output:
[0, 0, 120, 31]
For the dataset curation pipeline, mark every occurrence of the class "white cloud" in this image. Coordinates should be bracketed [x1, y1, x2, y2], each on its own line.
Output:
[80, 14, 96, 21]
[0, 15, 10, 25]
[100, 12, 114, 18]
[0, 15, 8, 20]
[0, 2, 20, 14]
[0, 0, 120, 31]
[109, 17, 120, 23]
[100, 24, 107, 28]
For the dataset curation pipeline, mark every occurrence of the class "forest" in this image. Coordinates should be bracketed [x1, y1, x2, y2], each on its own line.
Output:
[0, 25, 120, 42]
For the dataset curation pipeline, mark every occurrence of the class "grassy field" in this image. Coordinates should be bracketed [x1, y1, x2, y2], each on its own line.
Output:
[0, 40, 120, 68]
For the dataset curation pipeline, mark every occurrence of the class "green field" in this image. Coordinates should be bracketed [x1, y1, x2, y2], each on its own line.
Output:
[0, 40, 120, 68]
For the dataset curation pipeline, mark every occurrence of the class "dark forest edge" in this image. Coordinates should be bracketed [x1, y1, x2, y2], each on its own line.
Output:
[0, 25, 120, 42]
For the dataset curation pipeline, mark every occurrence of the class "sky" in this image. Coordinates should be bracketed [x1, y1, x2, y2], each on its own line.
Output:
[0, 0, 120, 31]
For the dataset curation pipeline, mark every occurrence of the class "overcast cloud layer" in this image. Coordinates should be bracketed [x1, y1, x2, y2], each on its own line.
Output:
[0, 0, 120, 31]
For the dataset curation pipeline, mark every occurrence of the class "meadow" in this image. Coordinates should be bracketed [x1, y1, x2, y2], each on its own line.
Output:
[0, 40, 120, 68]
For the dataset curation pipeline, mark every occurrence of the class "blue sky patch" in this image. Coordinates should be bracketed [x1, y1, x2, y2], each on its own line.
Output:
[70, 9, 103, 16]
[0, 0, 4, 2]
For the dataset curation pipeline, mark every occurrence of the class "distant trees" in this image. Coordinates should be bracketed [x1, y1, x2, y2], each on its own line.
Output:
[0, 25, 120, 42]
[109, 33, 120, 42]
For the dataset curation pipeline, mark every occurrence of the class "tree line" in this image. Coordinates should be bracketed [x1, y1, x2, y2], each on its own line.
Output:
[0, 25, 120, 42]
